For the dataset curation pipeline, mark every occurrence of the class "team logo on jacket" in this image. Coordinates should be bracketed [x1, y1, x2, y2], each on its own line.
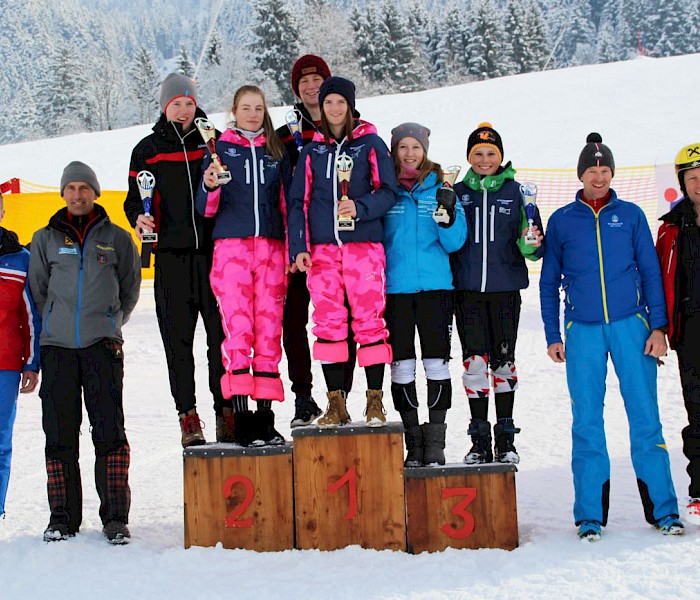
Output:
[460, 194, 472, 205]
[348, 144, 365, 159]
[225, 148, 241, 158]
[313, 145, 329, 155]
[64, 237, 73, 246]
[607, 214, 623, 228]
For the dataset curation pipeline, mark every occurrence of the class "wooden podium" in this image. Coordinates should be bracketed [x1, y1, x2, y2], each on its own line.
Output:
[183, 443, 294, 551]
[292, 422, 406, 551]
[404, 463, 518, 553]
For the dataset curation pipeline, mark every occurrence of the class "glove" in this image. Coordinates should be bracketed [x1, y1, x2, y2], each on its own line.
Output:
[435, 187, 456, 228]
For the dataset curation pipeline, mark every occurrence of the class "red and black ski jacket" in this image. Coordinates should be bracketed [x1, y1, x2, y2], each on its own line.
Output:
[657, 197, 698, 349]
[124, 108, 213, 252]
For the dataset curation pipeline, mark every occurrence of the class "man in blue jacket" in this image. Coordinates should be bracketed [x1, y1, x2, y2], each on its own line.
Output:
[540, 133, 682, 541]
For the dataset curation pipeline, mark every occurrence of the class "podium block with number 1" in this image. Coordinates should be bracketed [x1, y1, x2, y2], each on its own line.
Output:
[292, 423, 406, 551]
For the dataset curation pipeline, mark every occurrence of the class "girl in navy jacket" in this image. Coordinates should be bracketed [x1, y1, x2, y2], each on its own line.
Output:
[196, 85, 291, 447]
[287, 77, 398, 428]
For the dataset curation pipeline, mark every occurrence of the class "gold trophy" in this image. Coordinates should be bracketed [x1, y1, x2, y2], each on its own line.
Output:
[433, 165, 461, 224]
[194, 117, 232, 185]
[336, 154, 355, 231]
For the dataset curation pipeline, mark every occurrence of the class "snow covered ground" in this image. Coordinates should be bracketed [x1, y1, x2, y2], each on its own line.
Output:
[2, 54, 700, 599]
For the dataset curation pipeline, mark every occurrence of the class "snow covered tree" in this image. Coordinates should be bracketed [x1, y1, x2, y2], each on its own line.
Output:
[205, 30, 223, 67]
[505, 0, 549, 73]
[653, 0, 687, 56]
[176, 43, 195, 77]
[466, 0, 515, 80]
[251, 0, 299, 104]
[130, 46, 160, 124]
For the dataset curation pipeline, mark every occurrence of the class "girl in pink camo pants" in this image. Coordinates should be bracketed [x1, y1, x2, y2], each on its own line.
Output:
[196, 85, 291, 446]
[287, 76, 399, 428]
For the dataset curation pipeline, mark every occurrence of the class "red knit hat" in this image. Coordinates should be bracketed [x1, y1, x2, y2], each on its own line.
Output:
[291, 54, 331, 98]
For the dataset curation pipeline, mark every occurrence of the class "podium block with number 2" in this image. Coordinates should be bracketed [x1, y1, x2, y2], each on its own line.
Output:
[404, 463, 518, 553]
[183, 444, 294, 551]
[292, 423, 406, 551]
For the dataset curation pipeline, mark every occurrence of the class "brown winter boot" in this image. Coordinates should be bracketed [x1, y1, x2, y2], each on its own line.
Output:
[215, 408, 235, 444]
[365, 389, 386, 427]
[179, 411, 206, 447]
[318, 390, 350, 428]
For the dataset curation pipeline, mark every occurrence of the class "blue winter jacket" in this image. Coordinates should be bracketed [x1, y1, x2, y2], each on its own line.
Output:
[384, 172, 467, 294]
[195, 128, 290, 241]
[287, 121, 398, 261]
[540, 189, 668, 346]
[452, 166, 544, 293]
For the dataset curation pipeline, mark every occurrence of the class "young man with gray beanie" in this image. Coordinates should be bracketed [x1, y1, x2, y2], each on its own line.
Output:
[540, 132, 682, 541]
[124, 73, 229, 447]
[29, 161, 141, 544]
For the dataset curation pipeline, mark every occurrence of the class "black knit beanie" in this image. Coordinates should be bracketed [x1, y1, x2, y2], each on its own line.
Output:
[467, 122, 503, 164]
[577, 132, 615, 179]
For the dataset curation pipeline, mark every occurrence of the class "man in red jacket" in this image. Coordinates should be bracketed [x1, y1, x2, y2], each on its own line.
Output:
[0, 191, 40, 518]
[656, 142, 700, 525]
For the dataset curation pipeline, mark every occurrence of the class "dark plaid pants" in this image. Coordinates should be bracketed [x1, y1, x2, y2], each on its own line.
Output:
[40, 341, 131, 531]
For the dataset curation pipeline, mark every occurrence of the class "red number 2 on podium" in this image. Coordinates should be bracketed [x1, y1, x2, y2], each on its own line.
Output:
[327, 467, 358, 519]
[440, 487, 477, 539]
[223, 475, 255, 528]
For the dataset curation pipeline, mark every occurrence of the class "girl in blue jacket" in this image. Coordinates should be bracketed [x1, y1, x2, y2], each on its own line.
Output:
[384, 123, 466, 466]
[452, 123, 544, 465]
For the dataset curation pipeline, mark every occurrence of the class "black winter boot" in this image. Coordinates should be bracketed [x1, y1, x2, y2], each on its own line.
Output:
[403, 426, 424, 467]
[463, 419, 493, 464]
[422, 423, 447, 466]
[494, 417, 521, 463]
[252, 409, 285, 446]
[233, 411, 257, 447]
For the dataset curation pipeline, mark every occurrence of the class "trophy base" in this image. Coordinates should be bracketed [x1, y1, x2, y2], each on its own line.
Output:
[142, 232, 158, 243]
[337, 218, 355, 231]
[217, 171, 232, 185]
[433, 209, 450, 224]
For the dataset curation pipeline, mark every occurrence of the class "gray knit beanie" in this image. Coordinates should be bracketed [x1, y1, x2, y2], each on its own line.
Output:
[577, 132, 615, 179]
[390, 122, 431, 153]
[159, 73, 198, 112]
[60, 161, 101, 197]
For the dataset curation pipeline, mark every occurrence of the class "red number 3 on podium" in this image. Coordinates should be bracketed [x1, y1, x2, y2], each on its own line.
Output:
[440, 487, 477, 539]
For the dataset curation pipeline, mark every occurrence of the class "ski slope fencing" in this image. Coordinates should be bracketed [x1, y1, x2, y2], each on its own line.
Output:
[2, 164, 679, 279]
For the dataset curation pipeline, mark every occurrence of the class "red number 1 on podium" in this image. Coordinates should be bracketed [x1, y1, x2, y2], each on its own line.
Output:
[328, 467, 358, 519]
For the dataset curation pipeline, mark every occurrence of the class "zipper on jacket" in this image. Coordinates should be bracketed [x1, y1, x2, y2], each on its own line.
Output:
[480, 186, 488, 292]
[581, 202, 611, 323]
[249, 141, 260, 237]
[173, 123, 200, 250]
[332, 141, 347, 247]
[668, 239, 676, 274]
[76, 245, 85, 348]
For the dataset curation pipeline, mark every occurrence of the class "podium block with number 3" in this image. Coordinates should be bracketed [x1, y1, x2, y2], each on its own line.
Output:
[183, 444, 294, 551]
[292, 423, 406, 551]
[405, 463, 518, 552]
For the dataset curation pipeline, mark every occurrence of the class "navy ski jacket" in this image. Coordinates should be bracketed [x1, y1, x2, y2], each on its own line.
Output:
[286, 121, 398, 262]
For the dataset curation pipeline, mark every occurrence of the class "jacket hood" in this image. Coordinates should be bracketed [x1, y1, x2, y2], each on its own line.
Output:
[0, 227, 22, 255]
[660, 196, 695, 225]
[462, 161, 516, 192]
[153, 106, 208, 137]
[311, 119, 378, 144]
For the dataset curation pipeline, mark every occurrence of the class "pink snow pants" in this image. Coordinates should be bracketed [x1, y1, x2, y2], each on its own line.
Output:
[210, 237, 286, 401]
[307, 242, 392, 366]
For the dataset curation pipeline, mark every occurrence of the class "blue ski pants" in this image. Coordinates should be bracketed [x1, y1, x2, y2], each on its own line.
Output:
[0, 370, 21, 517]
[565, 313, 678, 525]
